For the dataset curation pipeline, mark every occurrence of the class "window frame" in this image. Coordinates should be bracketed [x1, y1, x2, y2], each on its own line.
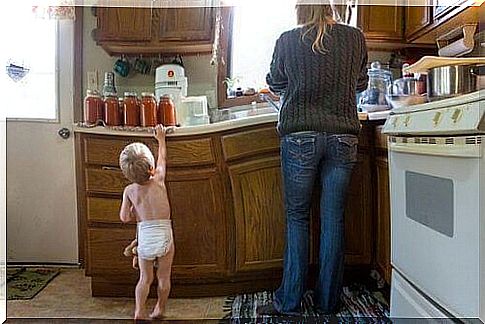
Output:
[5, 20, 61, 123]
[217, 7, 267, 108]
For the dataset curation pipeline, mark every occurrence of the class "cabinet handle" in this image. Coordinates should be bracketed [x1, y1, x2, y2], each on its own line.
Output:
[101, 166, 120, 171]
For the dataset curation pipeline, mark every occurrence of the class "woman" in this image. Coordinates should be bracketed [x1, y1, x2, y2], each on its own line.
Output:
[257, 4, 368, 316]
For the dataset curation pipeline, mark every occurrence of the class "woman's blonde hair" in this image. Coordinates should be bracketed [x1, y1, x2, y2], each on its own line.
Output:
[119, 143, 155, 184]
[296, 4, 340, 54]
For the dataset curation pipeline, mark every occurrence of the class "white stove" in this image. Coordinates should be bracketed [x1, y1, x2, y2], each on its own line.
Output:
[383, 90, 485, 321]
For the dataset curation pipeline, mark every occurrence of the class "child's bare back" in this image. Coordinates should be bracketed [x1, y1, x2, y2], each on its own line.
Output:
[119, 125, 174, 321]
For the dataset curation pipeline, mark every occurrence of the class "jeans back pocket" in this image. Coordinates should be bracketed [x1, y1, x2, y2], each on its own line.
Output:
[284, 134, 316, 163]
[334, 134, 358, 163]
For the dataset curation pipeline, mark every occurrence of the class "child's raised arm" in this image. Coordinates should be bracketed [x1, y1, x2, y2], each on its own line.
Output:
[120, 188, 134, 223]
[154, 124, 167, 181]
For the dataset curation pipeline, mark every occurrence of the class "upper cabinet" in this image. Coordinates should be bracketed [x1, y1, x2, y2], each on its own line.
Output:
[358, 5, 404, 42]
[93, 7, 216, 56]
[405, 5, 433, 41]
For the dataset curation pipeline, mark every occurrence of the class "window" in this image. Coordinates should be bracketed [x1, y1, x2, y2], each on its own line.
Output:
[218, 2, 355, 107]
[230, 2, 297, 91]
[1, 3, 58, 120]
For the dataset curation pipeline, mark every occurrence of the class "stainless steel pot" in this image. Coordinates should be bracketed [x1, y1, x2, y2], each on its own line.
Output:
[427, 64, 484, 101]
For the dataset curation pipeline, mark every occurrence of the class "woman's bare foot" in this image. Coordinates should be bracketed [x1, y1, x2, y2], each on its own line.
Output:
[150, 306, 165, 319]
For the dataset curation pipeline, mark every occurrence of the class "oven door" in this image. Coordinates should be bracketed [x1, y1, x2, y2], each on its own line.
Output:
[388, 136, 483, 318]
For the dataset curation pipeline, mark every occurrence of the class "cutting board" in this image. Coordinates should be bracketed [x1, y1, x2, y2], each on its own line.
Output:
[404, 56, 485, 74]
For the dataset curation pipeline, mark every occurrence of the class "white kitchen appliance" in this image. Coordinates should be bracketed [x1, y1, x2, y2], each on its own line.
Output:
[383, 90, 485, 321]
[155, 64, 188, 122]
[179, 96, 210, 126]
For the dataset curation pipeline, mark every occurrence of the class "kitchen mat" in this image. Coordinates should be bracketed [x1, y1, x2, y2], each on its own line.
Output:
[7, 267, 60, 300]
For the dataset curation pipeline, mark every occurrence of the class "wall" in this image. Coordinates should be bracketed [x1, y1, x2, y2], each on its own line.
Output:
[82, 7, 219, 108]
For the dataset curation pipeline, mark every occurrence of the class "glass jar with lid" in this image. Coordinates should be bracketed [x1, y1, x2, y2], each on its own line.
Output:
[123, 92, 140, 127]
[358, 61, 392, 112]
[84, 89, 103, 125]
[140, 92, 158, 127]
[104, 93, 121, 126]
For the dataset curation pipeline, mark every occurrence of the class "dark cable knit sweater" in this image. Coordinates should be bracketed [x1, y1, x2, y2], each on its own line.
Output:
[266, 24, 369, 136]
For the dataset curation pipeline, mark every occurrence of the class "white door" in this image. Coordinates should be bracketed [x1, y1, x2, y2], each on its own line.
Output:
[3, 6, 78, 264]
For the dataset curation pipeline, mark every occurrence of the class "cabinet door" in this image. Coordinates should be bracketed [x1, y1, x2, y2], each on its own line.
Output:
[375, 155, 391, 284]
[165, 168, 228, 279]
[359, 5, 404, 41]
[158, 7, 215, 42]
[343, 151, 372, 265]
[228, 156, 286, 273]
[405, 5, 433, 40]
[95, 7, 152, 42]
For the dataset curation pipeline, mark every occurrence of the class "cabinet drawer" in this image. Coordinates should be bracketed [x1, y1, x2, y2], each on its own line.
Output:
[87, 196, 123, 223]
[83, 137, 153, 166]
[165, 138, 216, 167]
[85, 168, 129, 193]
[88, 227, 137, 277]
[222, 127, 279, 161]
[83, 136, 215, 167]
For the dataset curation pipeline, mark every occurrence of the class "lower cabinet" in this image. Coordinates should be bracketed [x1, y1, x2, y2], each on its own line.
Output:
[76, 121, 384, 297]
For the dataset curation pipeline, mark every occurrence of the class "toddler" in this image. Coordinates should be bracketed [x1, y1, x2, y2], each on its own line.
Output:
[119, 124, 174, 320]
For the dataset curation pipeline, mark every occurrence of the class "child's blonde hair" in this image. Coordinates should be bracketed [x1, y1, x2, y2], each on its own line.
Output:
[119, 143, 155, 184]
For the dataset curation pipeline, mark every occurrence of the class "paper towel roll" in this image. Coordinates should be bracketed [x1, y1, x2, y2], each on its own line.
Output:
[438, 38, 474, 57]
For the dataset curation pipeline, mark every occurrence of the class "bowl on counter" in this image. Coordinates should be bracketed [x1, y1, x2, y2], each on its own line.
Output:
[386, 94, 428, 109]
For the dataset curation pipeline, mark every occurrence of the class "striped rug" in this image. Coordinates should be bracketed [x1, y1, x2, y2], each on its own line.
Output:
[223, 284, 390, 322]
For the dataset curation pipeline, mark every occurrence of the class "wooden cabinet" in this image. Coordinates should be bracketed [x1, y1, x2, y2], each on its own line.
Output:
[158, 8, 215, 43]
[93, 7, 216, 55]
[95, 8, 152, 42]
[405, 5, 433, 41]
[358, 5, 404, 42]
[75, 121, 382, 297]
[374, 126, 391, 285]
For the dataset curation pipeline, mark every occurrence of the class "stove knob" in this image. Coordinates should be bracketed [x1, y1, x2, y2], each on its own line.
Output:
[392, 116, 399, 128]
[403, 115, 411, 127]
[433, 112, 443, 127]
[451, 109, 463, 124]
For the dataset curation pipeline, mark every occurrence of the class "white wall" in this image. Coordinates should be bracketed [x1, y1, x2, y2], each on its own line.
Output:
[0, 119, 5, 322]
[82, 7, 219, 108]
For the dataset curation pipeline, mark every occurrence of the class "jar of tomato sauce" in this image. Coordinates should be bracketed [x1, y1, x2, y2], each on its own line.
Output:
[158, 95, 177, 126]
[104, 93, 121, 126]
[123, 92, 140, 127]
[140, 93, 157, 127]
[84, 90, 103, 125]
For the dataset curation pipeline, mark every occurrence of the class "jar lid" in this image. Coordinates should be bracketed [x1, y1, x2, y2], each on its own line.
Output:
[124, 92, 137, 97]
[368, 61, 392, 78]
[160, 95, 173, 100]
[104, 92, 117, 98]
[141, 92, 154, 97]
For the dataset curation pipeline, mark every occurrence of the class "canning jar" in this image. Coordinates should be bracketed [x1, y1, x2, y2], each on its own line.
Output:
[158, 95, 177, 126]
[104, 93, 121, 126]
[84, 90, 103, 125]
[140, 93, 157, 127]
[123, 92, 140, 126]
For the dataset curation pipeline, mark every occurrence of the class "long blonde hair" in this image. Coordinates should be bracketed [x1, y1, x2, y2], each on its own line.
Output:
[296, 4, 340, 54]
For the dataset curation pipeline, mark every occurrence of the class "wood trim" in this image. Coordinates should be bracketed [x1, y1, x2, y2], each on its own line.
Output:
[74, 7, 85, 267]
[75, 133, 87, 269]
[74, 7, 83, 123]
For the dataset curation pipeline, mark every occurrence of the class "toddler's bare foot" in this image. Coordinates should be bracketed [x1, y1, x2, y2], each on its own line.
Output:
[134, 311, 150, 321]
[132, 257, 138, 269]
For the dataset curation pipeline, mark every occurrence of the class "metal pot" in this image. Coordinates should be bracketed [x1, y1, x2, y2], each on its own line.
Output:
[427, 64, 484, 101]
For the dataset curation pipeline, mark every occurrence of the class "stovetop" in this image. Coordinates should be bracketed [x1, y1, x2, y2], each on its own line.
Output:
[383, 90, 485, 136]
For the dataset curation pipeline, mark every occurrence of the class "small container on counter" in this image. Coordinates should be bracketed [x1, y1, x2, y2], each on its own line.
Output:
[104, 93, 121, 126]
[118, 97, 124, 126]
[140, 92, 158, 127]
[158, 95, 177, 127]
[83, 89, 103, 125]
[122, 92, 140, 126]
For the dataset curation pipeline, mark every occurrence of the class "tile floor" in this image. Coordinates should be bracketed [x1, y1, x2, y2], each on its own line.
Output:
[7, 268, 227, 321]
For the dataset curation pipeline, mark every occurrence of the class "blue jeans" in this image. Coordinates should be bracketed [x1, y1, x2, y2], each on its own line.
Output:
[274, 131, 358, 314]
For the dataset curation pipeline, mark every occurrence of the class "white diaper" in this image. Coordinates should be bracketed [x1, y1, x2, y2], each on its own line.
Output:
[137, 219, 173, 261]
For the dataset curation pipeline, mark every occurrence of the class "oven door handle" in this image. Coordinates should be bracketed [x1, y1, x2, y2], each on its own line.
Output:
[389, 142, 482, 158]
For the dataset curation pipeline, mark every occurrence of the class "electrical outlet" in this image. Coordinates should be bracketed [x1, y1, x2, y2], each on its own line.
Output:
[87, 71, 98, 91]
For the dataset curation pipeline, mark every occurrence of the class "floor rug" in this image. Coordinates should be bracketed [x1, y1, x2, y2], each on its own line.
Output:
[7, 267, 60, 300]
[223, 284, 390, 322]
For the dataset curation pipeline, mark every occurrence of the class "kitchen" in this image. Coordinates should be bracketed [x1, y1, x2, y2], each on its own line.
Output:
[2, 0, 484, 321]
